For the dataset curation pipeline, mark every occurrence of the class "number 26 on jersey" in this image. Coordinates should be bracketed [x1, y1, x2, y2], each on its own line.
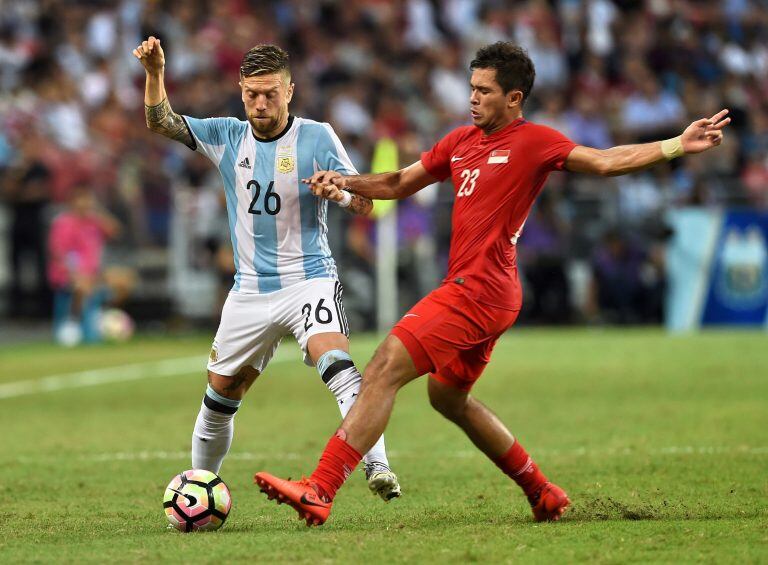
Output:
[458, 168, 479, 197]
[246, 180, 281, 215]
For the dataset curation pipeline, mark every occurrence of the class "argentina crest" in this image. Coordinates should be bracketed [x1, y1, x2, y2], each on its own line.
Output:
[277, 146, 295, 174]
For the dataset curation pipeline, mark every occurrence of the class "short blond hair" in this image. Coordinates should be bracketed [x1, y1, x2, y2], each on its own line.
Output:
[240, 44, 290, 79]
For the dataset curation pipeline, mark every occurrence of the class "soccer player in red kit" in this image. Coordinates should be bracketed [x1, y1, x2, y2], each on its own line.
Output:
[254, 42, 730, 526]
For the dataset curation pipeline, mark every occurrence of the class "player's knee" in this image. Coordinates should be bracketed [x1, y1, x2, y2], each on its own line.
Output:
[207, 367, 258, 401]
[362, 355, 406, 392]
[198, 381, 242, 419]
[207, 372, 237, 400]
[429, 395, 467, 422]
[428, 381, 469, 422]
[363, 336, 417, 390]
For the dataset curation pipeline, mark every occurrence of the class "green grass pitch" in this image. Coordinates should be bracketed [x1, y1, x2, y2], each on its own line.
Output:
[1, 329, 766, 563]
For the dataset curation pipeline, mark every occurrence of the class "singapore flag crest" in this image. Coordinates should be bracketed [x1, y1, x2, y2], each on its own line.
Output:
[487, 149, 510, 164]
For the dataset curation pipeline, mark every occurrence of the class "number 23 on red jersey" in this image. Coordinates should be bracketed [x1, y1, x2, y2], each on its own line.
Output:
[457, 168, 479, 197]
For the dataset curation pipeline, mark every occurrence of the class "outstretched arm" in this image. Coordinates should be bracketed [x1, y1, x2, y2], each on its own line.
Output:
[565, 109, 731, 177]
[132, 36, 195, 149]
[303, 161, 437, 202]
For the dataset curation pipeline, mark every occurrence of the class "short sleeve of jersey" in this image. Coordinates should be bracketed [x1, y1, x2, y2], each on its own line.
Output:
[182, 116, 238, 165]
[420, 127, 469, 181]
[531, 124, 577, 172]
[315, 123, 358, 175]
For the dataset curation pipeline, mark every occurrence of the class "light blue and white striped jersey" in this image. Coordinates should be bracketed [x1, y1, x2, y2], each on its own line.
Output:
[182, 115, 357, 293]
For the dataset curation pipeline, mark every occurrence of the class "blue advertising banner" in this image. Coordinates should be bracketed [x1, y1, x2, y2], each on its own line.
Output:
[666, 209, 768, 331]
[700, 211, 768, 325]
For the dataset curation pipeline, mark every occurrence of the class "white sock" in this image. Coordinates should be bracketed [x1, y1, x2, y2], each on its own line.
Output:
[317, 350, 390, 469]
[191, 384, 241, 474]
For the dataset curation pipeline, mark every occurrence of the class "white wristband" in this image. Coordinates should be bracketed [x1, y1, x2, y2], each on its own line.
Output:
[337, 190, 352, 208]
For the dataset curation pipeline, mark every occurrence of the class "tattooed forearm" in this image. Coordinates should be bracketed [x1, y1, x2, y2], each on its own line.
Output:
[343, 193, 374, 216]
[145, 98, 195, 148]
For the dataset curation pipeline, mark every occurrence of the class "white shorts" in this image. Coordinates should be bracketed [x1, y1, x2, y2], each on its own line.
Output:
[207, 278, 349, 376]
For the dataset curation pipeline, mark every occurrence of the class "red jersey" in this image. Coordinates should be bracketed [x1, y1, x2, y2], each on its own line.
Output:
[421, 118, 576, 310]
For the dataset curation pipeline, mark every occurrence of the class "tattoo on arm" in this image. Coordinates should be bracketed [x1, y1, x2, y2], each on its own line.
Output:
[145, 98, 195, 149]
[343, 193, 374, 216]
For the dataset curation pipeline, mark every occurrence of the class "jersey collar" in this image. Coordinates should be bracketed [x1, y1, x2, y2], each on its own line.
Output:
[252, 114, 295, 143]
[481, 117, 526, 139]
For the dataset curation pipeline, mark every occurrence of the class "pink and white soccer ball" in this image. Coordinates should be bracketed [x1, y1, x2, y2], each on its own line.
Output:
[99, 308, 134, 342]
[163, 469, 232, 532]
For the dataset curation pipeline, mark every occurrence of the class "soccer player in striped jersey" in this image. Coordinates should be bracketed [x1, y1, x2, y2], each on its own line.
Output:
[133, 37, 400, 501]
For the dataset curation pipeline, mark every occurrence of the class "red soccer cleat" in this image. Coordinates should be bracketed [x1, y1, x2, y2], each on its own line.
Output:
[530, 482, 570, 522]
[254, 472, 332, 527]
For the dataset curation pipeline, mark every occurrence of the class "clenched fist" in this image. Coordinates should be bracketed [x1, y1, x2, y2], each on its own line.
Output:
[132, 36, 165, 75]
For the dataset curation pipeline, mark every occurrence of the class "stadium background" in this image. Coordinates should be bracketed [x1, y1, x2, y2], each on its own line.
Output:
[1, 0, 767, 335]
[1, 2, 767, 561]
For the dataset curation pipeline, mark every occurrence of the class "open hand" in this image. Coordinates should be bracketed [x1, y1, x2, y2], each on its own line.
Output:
[132, 36, 165, 74]
[681, 109, 730, 154]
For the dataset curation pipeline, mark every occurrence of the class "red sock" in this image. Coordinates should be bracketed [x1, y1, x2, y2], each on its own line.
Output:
[309, 432, 362, 501]
[494, 440, 548, 500]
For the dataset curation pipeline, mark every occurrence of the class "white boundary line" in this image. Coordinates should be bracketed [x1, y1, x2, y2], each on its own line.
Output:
[5, 445, 764, 464]
[0, 349, 298, 400]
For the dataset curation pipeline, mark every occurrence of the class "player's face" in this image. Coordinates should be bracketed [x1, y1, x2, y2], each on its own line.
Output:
[469, 68, 523, 133]
[240, 72, 294, 138]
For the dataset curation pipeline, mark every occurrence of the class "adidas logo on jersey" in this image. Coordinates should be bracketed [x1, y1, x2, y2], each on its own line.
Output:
[238, 157, 252, 169]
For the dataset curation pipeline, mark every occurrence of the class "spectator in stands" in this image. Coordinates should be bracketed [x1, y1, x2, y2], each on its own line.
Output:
[0, 1, 766, 328]
[518, 192, 572, 324]
[2, 131, 52, 318]
[589, 229, 663, 325]
[48, 187, 121, 345]
[621, 70, 685, 142]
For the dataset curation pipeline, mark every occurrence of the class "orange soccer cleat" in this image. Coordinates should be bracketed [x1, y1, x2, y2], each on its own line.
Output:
[254, 472, 332, 527]
[530, 482, 570, 522]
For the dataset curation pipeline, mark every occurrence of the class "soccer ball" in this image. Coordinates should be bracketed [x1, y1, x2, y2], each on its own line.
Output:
[99, 308, 134, 342]
[163, 469, 232, 532]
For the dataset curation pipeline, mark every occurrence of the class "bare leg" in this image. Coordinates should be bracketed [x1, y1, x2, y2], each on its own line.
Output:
[427, 377, 514, 459]
[254, 334, 569, 524]
[308, 333, 393, 468]
[338, 335, 422, 455]
[306, 332, 349, 361]
[208, 366, 260, 399]
[426, 376, 570, 521]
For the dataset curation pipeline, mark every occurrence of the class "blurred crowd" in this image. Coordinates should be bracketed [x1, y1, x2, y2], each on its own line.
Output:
[2, 0, 768, 329]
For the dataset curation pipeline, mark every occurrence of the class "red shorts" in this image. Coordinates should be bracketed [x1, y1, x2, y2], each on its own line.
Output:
[390, 282, 519, 392]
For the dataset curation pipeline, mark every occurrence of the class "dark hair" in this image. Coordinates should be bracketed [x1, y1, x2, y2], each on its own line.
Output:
[240, 44, 290, 78]
[470, 42, 535, 103]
